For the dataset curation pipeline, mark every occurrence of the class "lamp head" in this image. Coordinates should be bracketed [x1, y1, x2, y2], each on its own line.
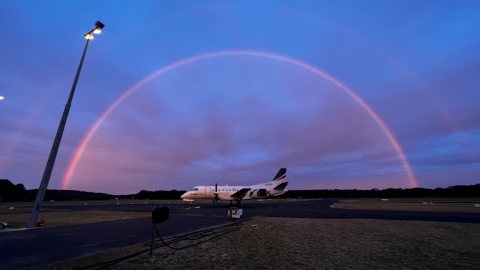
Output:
[95, 21, 105, 30]
[84, 21, 104, 39]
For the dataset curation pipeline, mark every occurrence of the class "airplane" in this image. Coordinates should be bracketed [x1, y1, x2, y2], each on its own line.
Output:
[180, 168, 288, 203]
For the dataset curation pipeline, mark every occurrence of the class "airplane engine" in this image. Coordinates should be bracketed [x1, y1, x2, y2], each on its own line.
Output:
[257, 189, 267, 197]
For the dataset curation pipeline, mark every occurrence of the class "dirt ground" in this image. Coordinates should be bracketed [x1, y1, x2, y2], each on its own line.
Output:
[333, 199, 480, 213]
[0, 198, 311, 215]
[0, 211, 151, 228]
[0, 200, 196, 215]
[0, 198, 311, 228]
[24, 217, 480, 270]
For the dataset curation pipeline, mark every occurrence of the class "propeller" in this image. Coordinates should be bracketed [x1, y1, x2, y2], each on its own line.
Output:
[214, 183, 218, 204]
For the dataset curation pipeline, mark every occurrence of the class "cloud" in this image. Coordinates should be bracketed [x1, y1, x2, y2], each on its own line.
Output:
[66, 58, 411, 193]
[2, 1, 480, 193]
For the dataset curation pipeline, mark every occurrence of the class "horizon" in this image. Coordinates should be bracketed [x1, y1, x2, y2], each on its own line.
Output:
[5, 178, 480, 196]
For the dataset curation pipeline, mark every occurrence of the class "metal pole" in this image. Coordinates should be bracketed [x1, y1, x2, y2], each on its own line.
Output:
[150, 223, 155, 257]
[27, 39, 91, 228]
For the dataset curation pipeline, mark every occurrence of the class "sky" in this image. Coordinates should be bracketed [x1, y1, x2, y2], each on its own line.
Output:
[0, 1, 479, 194]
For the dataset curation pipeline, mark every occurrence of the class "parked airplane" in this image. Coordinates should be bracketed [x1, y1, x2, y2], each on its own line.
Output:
[181, 168, 288, 203]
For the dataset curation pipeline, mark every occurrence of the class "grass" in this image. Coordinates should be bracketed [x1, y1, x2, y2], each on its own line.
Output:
[23, 217, 480, 270]
[0, 200, 191, 214]
[0, 198, 311, 215]
[0, 211, 151, 228]
[0, 198, 309, 228]
[333, 199, 480, 213]
[360, 198, 480, 203]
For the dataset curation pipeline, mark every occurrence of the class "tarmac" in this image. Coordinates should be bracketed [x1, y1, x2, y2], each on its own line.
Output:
[1, 199, 479, 270]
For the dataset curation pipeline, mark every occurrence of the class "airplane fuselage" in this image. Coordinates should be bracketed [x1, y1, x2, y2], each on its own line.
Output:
[181, 168, 289, 201]
[181, 185, 286, 201]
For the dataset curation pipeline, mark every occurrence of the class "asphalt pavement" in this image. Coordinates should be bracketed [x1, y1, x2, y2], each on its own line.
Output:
[1, 199, 479, 269]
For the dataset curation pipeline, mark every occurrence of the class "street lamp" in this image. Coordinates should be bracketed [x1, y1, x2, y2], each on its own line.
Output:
[85, 21, 104, 38]
[27, 21, 105, 228]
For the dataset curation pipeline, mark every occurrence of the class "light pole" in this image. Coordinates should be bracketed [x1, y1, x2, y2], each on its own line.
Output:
[27, 21, 105, 228]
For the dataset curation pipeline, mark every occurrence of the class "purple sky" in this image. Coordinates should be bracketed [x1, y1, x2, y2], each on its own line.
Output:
[1, 1, 479, 194]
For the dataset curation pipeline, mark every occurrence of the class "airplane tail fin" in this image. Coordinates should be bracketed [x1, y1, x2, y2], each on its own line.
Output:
[272, 168, 287, 182]
[254, 168, 287, 186]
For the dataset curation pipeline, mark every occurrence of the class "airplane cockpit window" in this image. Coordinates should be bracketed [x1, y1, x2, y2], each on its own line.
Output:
[191, 188, 198, 191]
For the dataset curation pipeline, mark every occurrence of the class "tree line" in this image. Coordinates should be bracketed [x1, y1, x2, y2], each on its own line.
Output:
[1, 179, 479, 202]
[279, 184, 480, 198]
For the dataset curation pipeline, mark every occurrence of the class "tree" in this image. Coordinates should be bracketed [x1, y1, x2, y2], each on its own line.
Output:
[0, 179, 28, 201]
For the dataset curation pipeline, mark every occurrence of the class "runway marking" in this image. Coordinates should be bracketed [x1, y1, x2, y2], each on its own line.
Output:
[170, 213, 227, 218]
[278, 206, 476, 217]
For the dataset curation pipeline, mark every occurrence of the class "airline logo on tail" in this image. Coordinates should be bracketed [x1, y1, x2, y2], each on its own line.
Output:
[273, 168, 287, 181]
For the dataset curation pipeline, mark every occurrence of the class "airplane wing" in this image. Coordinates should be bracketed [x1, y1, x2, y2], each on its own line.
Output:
[230, 188, 251, 199]
[274, 182, 289, 190]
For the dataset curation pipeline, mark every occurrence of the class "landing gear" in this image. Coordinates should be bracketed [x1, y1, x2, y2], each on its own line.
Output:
[186, 201, 195, 210]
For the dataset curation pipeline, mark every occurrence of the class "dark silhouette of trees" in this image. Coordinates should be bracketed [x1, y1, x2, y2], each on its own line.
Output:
[280, 184, 480, 198]
[1, 178, 478, 201]
[134, 190, 186, 200]
[27, 189, 115, 201]
[0, 179, 28, 201]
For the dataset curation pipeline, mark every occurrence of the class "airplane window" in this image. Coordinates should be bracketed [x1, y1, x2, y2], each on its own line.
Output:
[193, 188, 198, 191]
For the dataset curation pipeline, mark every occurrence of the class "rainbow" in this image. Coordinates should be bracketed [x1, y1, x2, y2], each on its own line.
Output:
[61, 51, 418, 189]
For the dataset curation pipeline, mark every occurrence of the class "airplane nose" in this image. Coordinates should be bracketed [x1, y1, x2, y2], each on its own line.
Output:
[181, 193, 186, 199]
